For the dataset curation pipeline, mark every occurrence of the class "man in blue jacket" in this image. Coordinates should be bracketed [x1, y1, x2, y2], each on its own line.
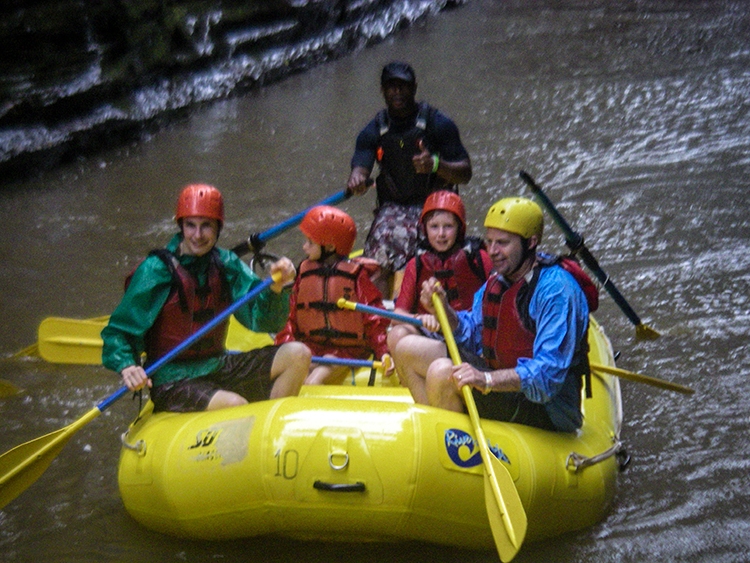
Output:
[391, 197, 592, 432]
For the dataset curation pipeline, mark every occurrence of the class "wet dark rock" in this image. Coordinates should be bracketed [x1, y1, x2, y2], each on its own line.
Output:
[0, 0, 463, 181]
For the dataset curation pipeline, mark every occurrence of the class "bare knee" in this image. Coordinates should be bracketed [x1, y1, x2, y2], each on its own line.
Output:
[206, 390, 248, 411]
[387, 324, 418, 353]
[426, 358, 454, 384]
[273, 342, 312, 374]
[270, 342, 310, 398]
[426, 359, 463, 412]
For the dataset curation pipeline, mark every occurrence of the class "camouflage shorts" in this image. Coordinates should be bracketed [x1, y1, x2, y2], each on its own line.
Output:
[363, 202, 423, 272]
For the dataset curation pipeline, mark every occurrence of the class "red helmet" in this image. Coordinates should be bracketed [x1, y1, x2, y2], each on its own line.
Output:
[300, 205, 357, 256]
[175, 184, 224, 225]
[420, 190, 466, 234]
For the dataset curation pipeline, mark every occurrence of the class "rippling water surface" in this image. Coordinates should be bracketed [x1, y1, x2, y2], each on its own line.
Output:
[1, 1, 749, 562]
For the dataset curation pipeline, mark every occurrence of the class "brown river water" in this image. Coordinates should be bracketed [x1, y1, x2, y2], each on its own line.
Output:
[1, 1, 749, 561]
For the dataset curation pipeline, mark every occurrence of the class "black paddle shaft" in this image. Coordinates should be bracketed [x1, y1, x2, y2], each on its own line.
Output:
[519, 170, 645, 328]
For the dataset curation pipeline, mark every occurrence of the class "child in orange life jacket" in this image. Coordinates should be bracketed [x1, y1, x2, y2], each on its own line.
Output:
[387, 191, 492, 353]
[274, 206, 395, 385]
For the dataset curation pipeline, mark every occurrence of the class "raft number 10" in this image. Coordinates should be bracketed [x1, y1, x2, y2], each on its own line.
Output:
[275, 449, 299, 479]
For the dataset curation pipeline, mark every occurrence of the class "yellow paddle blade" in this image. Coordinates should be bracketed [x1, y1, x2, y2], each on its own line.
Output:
[0, 379, 22, 398]
[590, 362, 694, 395]
[0, 407, 102, 510]
[635, 323, 660, 340]
[0, 428, 73, 509]
[38, 317, 106, 365]
[37, 315, 274, 365]
[484, 452, 528, 560]
[224, 316, 274, 352]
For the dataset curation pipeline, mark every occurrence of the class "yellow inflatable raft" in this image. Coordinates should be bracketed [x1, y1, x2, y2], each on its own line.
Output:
[118, 317, 624, 549]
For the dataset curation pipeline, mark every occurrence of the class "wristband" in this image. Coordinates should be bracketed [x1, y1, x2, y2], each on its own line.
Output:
[483, 372, 493, 395]
[431, 154, 440, 174]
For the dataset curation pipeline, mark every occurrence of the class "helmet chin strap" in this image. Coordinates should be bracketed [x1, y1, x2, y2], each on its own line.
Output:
[507, 238, 536, 279]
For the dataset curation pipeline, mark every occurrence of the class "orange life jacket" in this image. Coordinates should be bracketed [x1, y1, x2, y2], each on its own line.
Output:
[295, 259, 367, 349]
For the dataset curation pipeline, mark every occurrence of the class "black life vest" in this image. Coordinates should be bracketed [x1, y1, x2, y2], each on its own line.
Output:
[374, 102, 455, 206]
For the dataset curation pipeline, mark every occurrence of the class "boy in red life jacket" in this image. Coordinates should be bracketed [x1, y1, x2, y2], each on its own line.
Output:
[387, 190, 492, 353]
[275, 206, 395, 385]
[102, 184, 310, 412]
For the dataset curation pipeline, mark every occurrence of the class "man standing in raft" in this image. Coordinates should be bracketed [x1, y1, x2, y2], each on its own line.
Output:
[102, 184, 310, 412]
[391, 197, 598, 432]
[347, 61, 473, 297]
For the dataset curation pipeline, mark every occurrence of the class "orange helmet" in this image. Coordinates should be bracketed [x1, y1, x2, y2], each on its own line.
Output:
[420, 190, 466, 235]
[300, 205, 357, 256]
[175, 184, 224, 225]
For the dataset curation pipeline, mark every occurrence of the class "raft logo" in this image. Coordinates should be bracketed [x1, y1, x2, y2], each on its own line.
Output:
[188, 417, 255, 465]
[189, 429, 223, 450]
[444, 428, 510, 468]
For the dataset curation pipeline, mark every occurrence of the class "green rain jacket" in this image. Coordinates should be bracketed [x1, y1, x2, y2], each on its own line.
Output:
[101, 234, 290, 386]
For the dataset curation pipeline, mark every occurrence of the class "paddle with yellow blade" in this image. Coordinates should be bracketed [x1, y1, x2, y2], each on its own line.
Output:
[36, 314, 274, 365]
[0, 274, 279, 510]
[430, 290, 527, 562]
[519, 170, 660, 340]
[337, 298, 695, 395]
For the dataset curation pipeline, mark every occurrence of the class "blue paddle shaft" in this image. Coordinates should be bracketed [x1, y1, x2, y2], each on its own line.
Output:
[349, 302, 423, 327]
[258, 190, 351, 243]
[312, 356, 376, 368]
[96, 277, 275, 412]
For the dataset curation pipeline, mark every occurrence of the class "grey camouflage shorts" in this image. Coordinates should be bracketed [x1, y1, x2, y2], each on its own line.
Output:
[363, 202, 423, 272]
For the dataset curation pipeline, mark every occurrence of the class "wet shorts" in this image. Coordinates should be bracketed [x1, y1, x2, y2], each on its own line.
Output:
[458, 348, 557, 432]
[150, 345, 281, 413]
[363, 202, 423, 272]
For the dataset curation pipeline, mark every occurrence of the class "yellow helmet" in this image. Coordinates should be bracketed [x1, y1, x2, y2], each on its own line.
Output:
[484, 197, 543, 240]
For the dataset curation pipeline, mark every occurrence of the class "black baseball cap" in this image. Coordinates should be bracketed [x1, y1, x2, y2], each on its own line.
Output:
[381, 61, 416, 85]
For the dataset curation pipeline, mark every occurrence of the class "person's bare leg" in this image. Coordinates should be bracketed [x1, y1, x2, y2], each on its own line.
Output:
[426, 358, 465, 413]
[269, 342, 311, 398]
[206, 390, 248, 410]
[392, 334, 446, 404]
[305, 361, 349, 385]
[387, 323, 420, 357]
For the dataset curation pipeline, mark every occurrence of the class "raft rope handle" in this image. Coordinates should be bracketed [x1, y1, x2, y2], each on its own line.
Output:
[121, 431, 147, 456]
[566, 440, 623, 473]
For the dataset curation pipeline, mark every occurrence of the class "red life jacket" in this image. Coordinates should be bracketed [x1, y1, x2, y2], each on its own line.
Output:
[481, 274, 535, 370]
[481, 256, 598, 370]
[295, 259, 367, 349]
[130, 249, 232, 365]
[411, 237, 489, 314]
[556, 256, 599, 312]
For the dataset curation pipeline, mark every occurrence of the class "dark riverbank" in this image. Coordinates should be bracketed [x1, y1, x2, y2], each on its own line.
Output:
[0, 0, 462, 182]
